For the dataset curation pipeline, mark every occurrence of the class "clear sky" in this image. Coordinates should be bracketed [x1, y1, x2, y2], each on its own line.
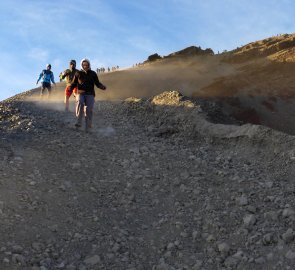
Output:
[0, 0, 294, 101]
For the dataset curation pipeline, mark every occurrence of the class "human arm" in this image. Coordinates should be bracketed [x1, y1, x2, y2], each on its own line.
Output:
[36, 72, 43, 85]
[93, 72, 106, 90]
[69, 73, 78, 92]
[59, 72, 65, 81]
[51, 72, 56, 85]
[60, 69, 70, 80]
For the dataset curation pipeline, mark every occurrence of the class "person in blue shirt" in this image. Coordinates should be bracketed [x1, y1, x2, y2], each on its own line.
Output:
[36, 64, 56, 98]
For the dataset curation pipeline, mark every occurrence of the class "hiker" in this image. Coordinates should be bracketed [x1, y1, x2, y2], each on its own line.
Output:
[69, 58, 106, 132]
[59, 60, 78, 111]
[36, 64, 56, 98]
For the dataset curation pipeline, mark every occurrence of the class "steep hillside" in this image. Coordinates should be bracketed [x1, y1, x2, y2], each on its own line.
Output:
[226, 33, 295, 62]
[195, 34, 295, 134]
[97, 33, 295, 135]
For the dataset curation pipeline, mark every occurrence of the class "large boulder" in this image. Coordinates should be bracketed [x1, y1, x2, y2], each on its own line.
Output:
[145, 53, 162, 63]
[150, 90, 195, 107]
[166, 46, 214, 57]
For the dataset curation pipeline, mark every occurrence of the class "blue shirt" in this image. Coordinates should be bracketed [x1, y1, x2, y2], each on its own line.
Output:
[37, 69, 55, 84]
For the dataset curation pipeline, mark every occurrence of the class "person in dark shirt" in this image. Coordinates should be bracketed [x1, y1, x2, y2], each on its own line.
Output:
[70, 58, 106, 132]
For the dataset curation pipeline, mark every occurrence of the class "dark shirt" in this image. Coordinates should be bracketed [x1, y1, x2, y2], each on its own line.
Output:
[70, 69, 105, 95]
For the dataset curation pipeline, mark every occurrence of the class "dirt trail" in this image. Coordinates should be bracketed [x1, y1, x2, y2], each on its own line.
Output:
[1, 89, 295, 270]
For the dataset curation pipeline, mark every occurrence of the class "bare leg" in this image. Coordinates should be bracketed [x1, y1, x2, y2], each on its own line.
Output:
[64, 95, 70, 111]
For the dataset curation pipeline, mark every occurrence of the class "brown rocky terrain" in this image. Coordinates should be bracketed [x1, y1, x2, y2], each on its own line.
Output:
[101, 33, 295, 135]
[1, 33, 295, 269]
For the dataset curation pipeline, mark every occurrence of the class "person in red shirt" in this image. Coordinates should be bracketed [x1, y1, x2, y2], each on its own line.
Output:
[59, 60, 78, 111]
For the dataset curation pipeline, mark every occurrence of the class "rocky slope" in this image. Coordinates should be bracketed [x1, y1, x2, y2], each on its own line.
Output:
[100, 33, 295, 135]
[1, 88, 295, 270]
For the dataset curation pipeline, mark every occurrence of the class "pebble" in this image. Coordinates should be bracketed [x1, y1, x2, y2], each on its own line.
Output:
[237, 195, 248, 206]
[282, 229, 295, 243]
[285, 250, 295, 260]
[243, 214, 256, 227]
[218, 242, 230, 254]
[84, 255, 101, 265]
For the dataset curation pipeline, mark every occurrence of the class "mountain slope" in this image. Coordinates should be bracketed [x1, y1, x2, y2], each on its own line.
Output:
[98, 33, 295, 135]
[2, 33, 295, 269]
[1, 88, 295, 269]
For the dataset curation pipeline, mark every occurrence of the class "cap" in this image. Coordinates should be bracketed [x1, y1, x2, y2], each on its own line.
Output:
[70, 60, 76, 66]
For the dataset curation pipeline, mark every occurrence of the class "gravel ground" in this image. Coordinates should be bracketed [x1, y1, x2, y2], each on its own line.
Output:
[1, 90, 295, 270]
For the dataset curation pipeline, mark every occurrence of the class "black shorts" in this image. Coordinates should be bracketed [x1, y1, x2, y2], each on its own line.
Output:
[41, 82, 51, 91]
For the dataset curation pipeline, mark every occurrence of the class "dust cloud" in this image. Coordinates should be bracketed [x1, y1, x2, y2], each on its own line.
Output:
[26, 83, 67, 112]
[97, 55, 237, 101]
[28, 55, 293, 106]
[27, 56, 236, 107]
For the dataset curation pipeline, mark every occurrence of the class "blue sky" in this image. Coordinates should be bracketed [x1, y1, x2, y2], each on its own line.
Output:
[0, 0, 294, 101]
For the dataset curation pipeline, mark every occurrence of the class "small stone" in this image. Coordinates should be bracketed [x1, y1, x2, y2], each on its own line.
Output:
[264, 211, 279, 221]
[255, 257, 265, 264]
[282, 229, 295, 243]
[192, 231, 199, 241]
[218, 242, 230, 254]
[48, 225, 58, 232]
[237, 195, 248, 206]
[112, 243, 120, 252]
[90, 187, 97, 193]
[32, 242, 43, 251]
[224, 256, 239, 267]
[267, 253, 274, 261]
[262, 233, 276, 245]
[286, 250, 295, 260]
[57, 262, 65, 269]
[11, 254, 25, 264]
[156, 262, 170, 270]
[84, 255, 101, 265]
[232, 250, 244, 260]
[106, 253, 114, 259]
[167, 243, 174, 250]
[12, 245, 23, 253]
[66, 265, 76, 270]
[206, 234, 215, 242]
[282, 208, 295, 218]
[192, 260, 202, 270]
[265, 181, 273, 188]
[0, 201, 4, 210]
[164, 251, 172, 258]
[246, 205, 256, 213]
[243, 214, 256, 227]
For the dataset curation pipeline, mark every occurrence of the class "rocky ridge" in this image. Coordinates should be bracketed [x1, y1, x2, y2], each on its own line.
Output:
[144, 46, 214, 64]
[226, 33, 295, 62]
